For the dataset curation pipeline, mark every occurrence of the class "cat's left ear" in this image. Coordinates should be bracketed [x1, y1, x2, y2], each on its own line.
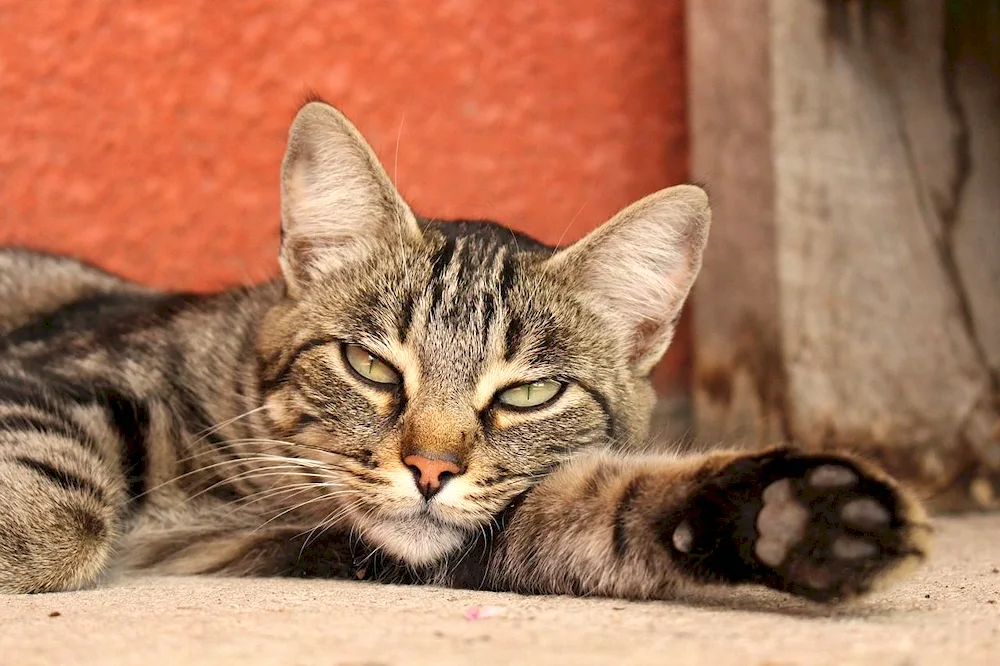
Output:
[545, 185, 710, 375]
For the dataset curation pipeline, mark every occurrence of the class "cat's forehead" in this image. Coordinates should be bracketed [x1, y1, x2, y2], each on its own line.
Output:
[419, 219, 554, 256]
[403, 224, 557, 383]
[407, 220, 555, 318]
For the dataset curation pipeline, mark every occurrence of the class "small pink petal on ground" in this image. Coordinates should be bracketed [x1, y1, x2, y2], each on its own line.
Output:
[464, 605, 506, 621]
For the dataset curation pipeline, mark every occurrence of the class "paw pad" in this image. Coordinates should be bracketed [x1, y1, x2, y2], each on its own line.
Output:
[679, 452, 928, 603]
[842, 498, 891, 528]
[808, 464, 858, 488]
[755, 479, 809, 567]
[747, 457, 926, 601]
[832, 536, 879, 560]
[672, 520, 694, 553]
[790, 560, 832, 590]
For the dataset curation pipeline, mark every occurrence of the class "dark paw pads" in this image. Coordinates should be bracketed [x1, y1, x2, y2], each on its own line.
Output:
[666, 451, 930, 603]
[750, 459, 928, 602]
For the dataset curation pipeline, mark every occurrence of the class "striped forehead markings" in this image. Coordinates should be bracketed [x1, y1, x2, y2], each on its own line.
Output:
[397, 293, 415, 343]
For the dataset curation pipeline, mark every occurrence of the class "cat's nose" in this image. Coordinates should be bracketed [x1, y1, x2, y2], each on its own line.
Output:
[402, 454, 462, 500]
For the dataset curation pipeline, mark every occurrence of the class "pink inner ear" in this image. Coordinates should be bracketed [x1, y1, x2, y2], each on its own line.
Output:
[632, 317, 666, 361]
[629, 312, 681, 373]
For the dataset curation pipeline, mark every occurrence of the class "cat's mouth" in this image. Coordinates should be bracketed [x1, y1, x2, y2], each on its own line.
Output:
[360, 507, 472, 565]
[332, 469, 516, 565]
[339, 482, 491, 565]
[388, 497, 483, 532]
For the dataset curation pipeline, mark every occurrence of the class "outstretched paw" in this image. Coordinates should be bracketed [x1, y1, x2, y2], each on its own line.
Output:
[665, 450, 931, 603]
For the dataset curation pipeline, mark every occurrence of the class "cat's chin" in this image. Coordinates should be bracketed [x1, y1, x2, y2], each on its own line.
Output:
[362, 514, 469, 566]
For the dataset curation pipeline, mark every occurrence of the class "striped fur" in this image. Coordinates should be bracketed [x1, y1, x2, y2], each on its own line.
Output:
[0, 101, 929, 599]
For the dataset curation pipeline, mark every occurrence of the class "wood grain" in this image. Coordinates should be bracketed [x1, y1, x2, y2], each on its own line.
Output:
[689, 0, 1000, 510]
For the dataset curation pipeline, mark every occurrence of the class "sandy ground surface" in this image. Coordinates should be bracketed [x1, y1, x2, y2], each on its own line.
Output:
[2, 515, 998, 666]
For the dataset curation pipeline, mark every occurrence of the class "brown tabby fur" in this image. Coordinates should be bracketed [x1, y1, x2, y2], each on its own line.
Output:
[0, 101, 929, 600]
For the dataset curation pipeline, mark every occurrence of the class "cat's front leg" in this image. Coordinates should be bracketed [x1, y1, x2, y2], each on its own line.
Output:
[479, 448, 930, 603]
[0, 407, 126, 593]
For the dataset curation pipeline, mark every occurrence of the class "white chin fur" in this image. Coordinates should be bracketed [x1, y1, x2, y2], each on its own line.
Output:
[362, 515, 468, 566]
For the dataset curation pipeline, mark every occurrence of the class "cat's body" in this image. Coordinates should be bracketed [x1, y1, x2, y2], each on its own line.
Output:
[0, 102, 929, 600]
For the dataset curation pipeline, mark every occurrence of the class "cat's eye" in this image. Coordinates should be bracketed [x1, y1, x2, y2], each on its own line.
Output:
[343, 344, 401, 386]
[497, 379, 564, 410]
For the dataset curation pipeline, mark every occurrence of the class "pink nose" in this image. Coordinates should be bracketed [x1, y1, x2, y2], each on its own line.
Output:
[403, 454, 461, 500]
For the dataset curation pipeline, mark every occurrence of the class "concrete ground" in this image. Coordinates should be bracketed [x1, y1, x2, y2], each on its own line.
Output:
[2, 515, 998, 666]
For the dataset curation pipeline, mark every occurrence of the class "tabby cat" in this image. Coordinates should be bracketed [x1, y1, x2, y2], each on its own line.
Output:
[0, 100, 929, 600]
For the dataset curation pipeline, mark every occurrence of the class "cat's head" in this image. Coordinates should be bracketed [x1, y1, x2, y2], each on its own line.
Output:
[254, 101, 710, 565]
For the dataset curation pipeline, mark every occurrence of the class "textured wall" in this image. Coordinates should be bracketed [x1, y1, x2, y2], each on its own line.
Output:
[0, 0, 690, 390]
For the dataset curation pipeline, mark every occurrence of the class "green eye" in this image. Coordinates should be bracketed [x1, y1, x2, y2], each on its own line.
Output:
[497, 379, 563, 410]
[343, 344, 401, 386]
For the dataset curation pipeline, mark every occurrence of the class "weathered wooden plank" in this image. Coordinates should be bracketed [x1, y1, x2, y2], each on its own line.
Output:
[687, 0, 789, 448]
[689, 0, 1000, 510]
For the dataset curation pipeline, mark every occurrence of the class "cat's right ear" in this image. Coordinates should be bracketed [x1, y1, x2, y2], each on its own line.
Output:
[279, 101, 422, 297]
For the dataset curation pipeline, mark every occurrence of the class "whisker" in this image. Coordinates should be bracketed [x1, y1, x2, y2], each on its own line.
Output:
[549, 197, 591, 257]
[197, 465, 332, 496]
[350, 504, 380, 551]
[230, 483, 319, 511]
[137, 452, 344, 502]
[359, 543, 383, 568]
[223, 486, 324, 522]
[133, 457, 264, 501]
[478, 520, 497, 588]
[192, 405, 269, 443]
[253, 491, 358, 531]
[221, 463, 328, 483]
[165, 466, 319, 507]
[187, 464, 350, 506]
[170, 437, 344, 468]
[295, 504, 345, 544]
[257, 491, 361, 524]
[237, 480, 344, 503]
[297, 498, 367, 554]
[448, 528, 481, 576]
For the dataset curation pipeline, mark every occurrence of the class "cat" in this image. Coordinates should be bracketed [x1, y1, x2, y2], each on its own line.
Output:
[0, 100, 929, 600]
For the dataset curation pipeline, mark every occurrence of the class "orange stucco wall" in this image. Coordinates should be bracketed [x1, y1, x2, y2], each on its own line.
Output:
[0, 1, 690, 391]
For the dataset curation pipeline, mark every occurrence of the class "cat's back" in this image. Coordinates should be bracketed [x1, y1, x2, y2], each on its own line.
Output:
[0, 248, 155, 337]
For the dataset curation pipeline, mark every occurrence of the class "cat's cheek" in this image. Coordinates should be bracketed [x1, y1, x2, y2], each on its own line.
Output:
[263, 392, 294, 430]
[362, 517, 467, 565]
